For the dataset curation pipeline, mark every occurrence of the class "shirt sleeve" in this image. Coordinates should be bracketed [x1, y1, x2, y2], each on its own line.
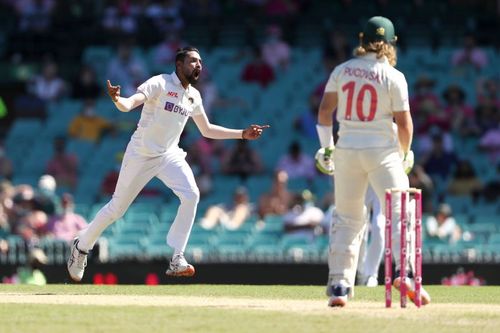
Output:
[390, 73, 410, 112]
[137, 75, 162, 100]
[324, 66, 341, 93]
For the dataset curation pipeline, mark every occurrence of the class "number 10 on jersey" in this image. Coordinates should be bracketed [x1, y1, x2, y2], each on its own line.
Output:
[342, 81, 378, 121]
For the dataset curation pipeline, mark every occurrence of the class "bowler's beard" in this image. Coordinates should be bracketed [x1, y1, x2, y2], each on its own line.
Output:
[186, 69, 200, 85]
[187, 74, 199, 85]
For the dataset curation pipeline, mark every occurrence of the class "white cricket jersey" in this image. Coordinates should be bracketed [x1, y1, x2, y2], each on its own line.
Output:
[130, 72, 205, 156]
[325, 53, 409, 149]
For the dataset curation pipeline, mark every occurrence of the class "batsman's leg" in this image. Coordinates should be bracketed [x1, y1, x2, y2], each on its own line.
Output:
[327, 148, 368, 306]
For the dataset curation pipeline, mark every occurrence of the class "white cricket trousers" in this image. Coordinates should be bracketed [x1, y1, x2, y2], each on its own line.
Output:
[360, 185, 386, 280]
[328, 146, 408, 288]
[78, 145, 199, 253]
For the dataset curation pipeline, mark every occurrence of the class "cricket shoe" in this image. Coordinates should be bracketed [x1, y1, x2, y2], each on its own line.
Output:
[67, 238, 88, 282]
[166, 253, 195, 277]
[393, 276, 431, 306]
[366, 276, 379, 287]
[327, 284, 351, 307]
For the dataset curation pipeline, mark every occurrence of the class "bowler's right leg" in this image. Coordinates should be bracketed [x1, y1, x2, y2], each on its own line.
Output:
[67, 150, 159, 282]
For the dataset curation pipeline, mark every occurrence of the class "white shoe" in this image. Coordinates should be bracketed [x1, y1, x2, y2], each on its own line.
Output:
[366, 276, 379, 287]
[67, 238, 88, 282]
[166, 253, 195, 277]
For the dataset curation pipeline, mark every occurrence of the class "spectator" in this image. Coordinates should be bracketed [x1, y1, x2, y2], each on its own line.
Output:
[258, 170, 294, 220]
[426, 203, 462, 244]
[0, 143, 13, 181]
[442, 84, 475, 135]
[199, 186, 252, 230]
[221, 140, 263, 180]
[71, 66, 102, 100]
[410, 75, 441, 132]
[475, 102, 498, 133]
[44, 193, 87, 243]
[422, 133, 458, 180]
[416, 126, 454, 157]
[447, 160, 483, 197]
[261, 25, 290, 70]
[101, 0, 140, 35]
[106, 41, 149, 96]
[283, 190, 324, 241]
[68, 100, 115, 143]
[293, 95, 321, 140]
[480, 163, 499, 203]
[476, 77, 500, 109]
[264, 0, 299, 18]
[10, 185, 48, 244]
[0, 180, 14, 234]
[408, 165, 434, 213]
[28, 61, 67, 102]
[194, 71, 247, 117]
[241, 46, 275, 88]
[100, 152, 124, 197]
[479, 124, 500, 162]
[442, 267, 485, 286]
[276, 141, 316, 180]
[34, 174, 61, 216]
[5, 248, 48, 285]
[144, 0, 184, 34]
[46, 136, 79, 190]
[151, 31, 184, 70]
[187, 136, 226, 176]
[452, 34, 488, 72]
[323, 30, 351, 65]
[13, 0, 55, 33]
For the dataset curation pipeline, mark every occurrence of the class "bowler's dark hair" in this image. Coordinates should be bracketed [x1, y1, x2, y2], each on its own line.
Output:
[175, 46, 200, 63]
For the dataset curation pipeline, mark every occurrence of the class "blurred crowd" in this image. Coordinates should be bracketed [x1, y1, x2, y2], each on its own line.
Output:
[0, 175, 87, 246]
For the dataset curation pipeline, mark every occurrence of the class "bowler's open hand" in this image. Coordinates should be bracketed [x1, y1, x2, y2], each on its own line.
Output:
[107, 80, 121, 102]
[242, 124, 270, 140]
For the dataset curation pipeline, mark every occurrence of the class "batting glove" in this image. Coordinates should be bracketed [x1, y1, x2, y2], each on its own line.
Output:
[402, 150, 414, 174]
[315, 146, 335, 175]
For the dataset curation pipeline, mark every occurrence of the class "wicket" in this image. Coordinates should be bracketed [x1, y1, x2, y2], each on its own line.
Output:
[384, 188, 423, 308]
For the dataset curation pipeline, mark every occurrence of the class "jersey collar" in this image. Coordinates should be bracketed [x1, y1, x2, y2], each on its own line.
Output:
[171, 71, 191, 92]
[172, 71, 182, 86]
[361, 53, 388, 63]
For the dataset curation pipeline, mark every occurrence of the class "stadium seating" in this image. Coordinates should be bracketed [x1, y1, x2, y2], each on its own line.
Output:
[2, 42, 498, 263]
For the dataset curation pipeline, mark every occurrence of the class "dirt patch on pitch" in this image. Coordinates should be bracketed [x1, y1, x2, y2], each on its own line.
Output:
[0, 293, 498, 320]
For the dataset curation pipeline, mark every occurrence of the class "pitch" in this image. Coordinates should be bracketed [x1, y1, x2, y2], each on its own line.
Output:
[1, 284, 499, 333]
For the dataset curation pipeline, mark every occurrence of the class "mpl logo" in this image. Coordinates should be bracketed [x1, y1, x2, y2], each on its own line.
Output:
[167, 91, 178, 98]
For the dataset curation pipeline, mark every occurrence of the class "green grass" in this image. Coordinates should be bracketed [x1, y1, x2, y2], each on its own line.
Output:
[1, 284, 500, 333]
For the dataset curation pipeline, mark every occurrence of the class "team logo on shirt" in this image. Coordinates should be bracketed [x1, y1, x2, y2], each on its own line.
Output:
[167, 91, 178, 98]
[164, 102, 192, 117]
